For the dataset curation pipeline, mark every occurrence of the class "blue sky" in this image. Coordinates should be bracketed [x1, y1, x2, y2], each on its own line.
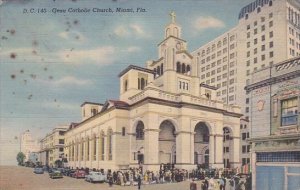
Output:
[0, 0, 253, 165]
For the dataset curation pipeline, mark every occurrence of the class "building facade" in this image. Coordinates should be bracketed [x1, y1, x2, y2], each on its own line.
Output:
[191, 0, 300, 167]
[20, 130, 40, 162]
[39, 125, 68, 167]
[64, 14, 242, 172]
[246, 56, 300, 190]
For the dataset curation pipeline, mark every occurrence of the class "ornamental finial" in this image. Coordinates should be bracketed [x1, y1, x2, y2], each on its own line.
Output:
[170, 11, 176, 23]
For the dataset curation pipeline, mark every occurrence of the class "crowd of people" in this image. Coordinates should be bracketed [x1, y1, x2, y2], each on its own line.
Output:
[60, 164, 251, 190]
[105, 164, 189, 186]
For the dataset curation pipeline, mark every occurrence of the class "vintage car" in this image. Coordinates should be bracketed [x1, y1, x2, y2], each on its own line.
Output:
[85, 172, 106, 183]
[49, 170, 63, 179]
[33, 167, 44, 174]
[66, 169, 76, 177]
[72, 170, 86, 179]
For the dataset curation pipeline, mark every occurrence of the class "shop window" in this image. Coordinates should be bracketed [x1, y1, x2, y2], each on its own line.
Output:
[281, 98, 298, 126]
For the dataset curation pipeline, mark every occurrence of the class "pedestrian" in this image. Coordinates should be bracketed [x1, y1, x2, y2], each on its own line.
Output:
[108, 174, 113, 187]
[219, 178, 225, 190]
[208, 177, 215, 190]
[203, 177, 209, 190]
[137, 174, 142, 190]
[245, 175, 252, 190]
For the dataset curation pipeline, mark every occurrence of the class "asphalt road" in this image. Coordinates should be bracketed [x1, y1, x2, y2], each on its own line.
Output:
[0, 166, 201, 190]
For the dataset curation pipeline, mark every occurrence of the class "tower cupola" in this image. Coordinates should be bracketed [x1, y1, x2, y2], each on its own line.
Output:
[164, 11, 182, 39]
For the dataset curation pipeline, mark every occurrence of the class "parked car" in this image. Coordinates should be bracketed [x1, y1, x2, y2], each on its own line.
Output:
[67, 169, 76, 177]
[62, 168, 70, 176]
[48, 167, 57, 174]
[85, 172, 106, 183]
[72, 170, 86, 179]
[33, 167, 44, 174]
[49, 170, 63, 179]
[57, 168, 65, 174]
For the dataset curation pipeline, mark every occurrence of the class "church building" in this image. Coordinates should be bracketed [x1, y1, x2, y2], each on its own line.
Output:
[64, 12, 242, 172]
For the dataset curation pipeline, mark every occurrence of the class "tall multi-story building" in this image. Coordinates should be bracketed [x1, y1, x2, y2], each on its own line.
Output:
[20, 130, 40, 162]
[191, 0, 300, 167]
[246, 56, 300, 190]
[39, 125, 68, 166]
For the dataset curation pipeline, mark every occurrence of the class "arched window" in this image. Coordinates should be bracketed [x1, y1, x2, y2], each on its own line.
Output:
[81, 138, 84, 161]
[124, 80, 128, 92]
[257, 7, 261, 13]
[141, 78, 145, 90]
[166, 28, 170, 38]
[194, 152, 198, 164]
[99, 131, 105, 160]
[174, 27, 178, 37]
[68, 143, 71, 161]
[136, 121, 144, 140]
[157, 66, 161, 76]
[223, 127, 231, 142]
[138, 78, 140, 90]
[71, 141, 74, 161]
[107, 129, 113, 160]
[187, 65, 191, 75]
[161, 64, 164, 75]
[173, 49, 175, 69]
[176, 62, 181, 73]
[182, 63, 186, 73]
[91, 108, 97, 116]
[75, 140, 78, 161]
[122, 127, 126, 136]
[86, 137, 90, 161]
[92, 134, 97, 161]
[269, 1, 272, 6]
[204, 149, 209, 167]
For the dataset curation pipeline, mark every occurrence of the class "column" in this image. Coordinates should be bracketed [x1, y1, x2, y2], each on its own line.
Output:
[144, 129, 159, 171]
[231, 137, 241, 168]
[214, 135, 224, 168]
[209, 135, 215, 168]
[176, 131, 194, 170]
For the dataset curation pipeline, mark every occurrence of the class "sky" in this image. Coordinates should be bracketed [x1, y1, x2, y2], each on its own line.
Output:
[0, 0, 254, 165]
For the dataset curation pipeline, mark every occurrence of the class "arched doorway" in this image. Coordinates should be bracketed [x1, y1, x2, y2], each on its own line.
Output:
[223, 127, 233, 168]
[204, 149, 209, 168]
[134, 121, 145, 164]
[159, 120, 176, 164]
[194, 122, 210, 168]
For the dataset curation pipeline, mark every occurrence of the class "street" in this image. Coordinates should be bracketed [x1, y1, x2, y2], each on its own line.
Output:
[0, 166, 200, 190]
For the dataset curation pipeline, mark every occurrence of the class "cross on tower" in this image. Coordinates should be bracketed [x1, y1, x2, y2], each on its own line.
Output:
[170, 11, 176, 23]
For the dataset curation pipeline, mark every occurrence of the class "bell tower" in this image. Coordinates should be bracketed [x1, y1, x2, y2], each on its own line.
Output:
[158, 11, 187, 70]
[164, 11, 182, 39]
[148, 11, 196, 94]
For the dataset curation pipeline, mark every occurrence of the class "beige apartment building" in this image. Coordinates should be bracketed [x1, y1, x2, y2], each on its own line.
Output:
[191, 0, 300, 167]
[64, 14, 242, 172]
[39, 125, 68, 166]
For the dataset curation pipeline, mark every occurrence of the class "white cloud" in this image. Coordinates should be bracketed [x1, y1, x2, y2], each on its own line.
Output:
[124, 46, 141, 53]
[60, 46, 115, 65]
[193, 16, 225, 31]
[58, 31, 69, 39]
[114, 24, 150, 38]
[58, 30, 86, 42]
[130, 24, 144, 36]
[51, 76, 92, 86]
[38, 76, 93, 87]
[114, 26, 130, 37]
